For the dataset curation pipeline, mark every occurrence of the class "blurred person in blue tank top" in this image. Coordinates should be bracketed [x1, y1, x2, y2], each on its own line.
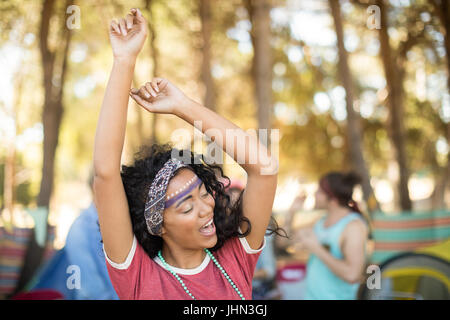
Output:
[296, 172, 369, 300]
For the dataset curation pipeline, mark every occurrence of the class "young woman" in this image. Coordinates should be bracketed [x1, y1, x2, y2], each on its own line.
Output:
[93, 8, 281, 300]
[296, 172, 369, 300]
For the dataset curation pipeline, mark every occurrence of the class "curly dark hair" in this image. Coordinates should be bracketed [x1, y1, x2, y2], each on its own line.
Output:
[120, 143, 286, 259]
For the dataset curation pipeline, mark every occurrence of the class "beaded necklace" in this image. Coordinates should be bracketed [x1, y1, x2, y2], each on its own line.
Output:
[157, 249, 245, 300]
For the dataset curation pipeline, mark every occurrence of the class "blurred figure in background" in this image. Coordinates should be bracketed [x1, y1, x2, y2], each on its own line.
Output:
[252, 232, 279, 300]
[28, 171, 118, 299]
[224, 179, 279, 300]
[64, 171, 119, 299]
[296, 172, 369, 300]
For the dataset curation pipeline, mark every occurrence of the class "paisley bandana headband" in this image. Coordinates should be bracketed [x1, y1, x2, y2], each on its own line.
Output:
[165, 177, 202, 209]
[144, 158, 188, 236]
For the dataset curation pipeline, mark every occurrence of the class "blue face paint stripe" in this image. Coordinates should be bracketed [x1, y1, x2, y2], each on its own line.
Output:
[164, 178, 202, 209]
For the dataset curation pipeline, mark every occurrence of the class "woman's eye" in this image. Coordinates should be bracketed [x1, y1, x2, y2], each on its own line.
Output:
[183, 207, 193, 214]
[202, 192, 209, 198]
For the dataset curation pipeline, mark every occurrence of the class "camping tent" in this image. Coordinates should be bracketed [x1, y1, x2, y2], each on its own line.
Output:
[359, 239, 450, 300]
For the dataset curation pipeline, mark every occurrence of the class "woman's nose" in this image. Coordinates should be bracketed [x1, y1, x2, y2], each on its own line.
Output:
[198, 198, 212, 217]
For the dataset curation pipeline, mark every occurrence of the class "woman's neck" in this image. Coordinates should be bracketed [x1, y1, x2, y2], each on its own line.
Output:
[160, 245, 206, 269]
[326, 204, 351, 221]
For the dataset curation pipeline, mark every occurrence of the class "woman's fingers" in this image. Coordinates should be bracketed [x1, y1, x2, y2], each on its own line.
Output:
[111, 8, 145, 36]
[138, 86, 151, 99]
[132, 8, 145, 23]
[153, 77, 168, 90]
[129, 8, 143, 24]
[110, 20, 121, 34]
[131, 78, 164, 102]
[118, 18, 127, 36]
[150, 79, 160, 93]
[130, 93, 152, 110]
[145, 82, 157, 97]
[125, 13, 134, 30]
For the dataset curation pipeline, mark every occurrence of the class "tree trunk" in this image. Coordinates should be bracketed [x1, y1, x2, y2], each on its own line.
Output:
[3, 74, 24, 226]
[430, 0, 450, 208]
[376, 0, 412, 211]
[14, 0, 73, 294]
[146, 0, 159, 146]
[199, 0, 216, 111]
[329, 0, 379, 212]
[246, 0, 273, 139]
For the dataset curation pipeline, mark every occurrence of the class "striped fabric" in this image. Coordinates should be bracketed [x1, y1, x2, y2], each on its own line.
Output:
[0, 226, 56, 299]
[0, 227, 31, 299]
[370, 210, 450, 264]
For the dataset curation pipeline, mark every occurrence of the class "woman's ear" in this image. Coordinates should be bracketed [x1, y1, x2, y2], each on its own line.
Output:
[160, 225, 166, 236]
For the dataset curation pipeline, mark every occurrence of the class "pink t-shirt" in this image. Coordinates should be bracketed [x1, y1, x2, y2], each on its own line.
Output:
[104, 235, 265, 300]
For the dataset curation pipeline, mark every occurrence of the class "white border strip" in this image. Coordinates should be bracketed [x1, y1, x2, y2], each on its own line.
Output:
[238, 227, 266, 254]
[239, 236, 266, 254]
[103, 236, 137, 270]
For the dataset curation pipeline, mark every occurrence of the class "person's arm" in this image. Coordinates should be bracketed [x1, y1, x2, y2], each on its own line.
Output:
[285, 193, 306, 235]
[93, 8, 148, 264]
[299, 220, 368, 283]
[130, 80, 278, 250]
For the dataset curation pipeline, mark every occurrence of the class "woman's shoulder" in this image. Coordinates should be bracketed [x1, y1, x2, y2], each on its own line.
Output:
[218, 233, 266, 257]
[343, 216, 368, 238]
[104, 235, 154, 271]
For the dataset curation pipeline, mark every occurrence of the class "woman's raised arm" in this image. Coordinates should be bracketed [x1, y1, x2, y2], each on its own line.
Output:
[177, 100, 278, 251]
[130, 79, 278, 251]
[93, 8, 147, 263]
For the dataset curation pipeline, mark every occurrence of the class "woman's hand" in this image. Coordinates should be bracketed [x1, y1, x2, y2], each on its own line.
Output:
[296, 227, 321, 253]
[289, 192, 307, 213]
[129, 78, 192, 114]
[109, 8, 148, 60]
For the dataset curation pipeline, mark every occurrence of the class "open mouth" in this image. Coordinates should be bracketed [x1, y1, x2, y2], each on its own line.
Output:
[199, 218, 216, 236]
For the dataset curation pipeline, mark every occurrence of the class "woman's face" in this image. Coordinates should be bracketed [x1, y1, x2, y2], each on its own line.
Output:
[161, 168, 217, 250]
[314, 187, 329, 210]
